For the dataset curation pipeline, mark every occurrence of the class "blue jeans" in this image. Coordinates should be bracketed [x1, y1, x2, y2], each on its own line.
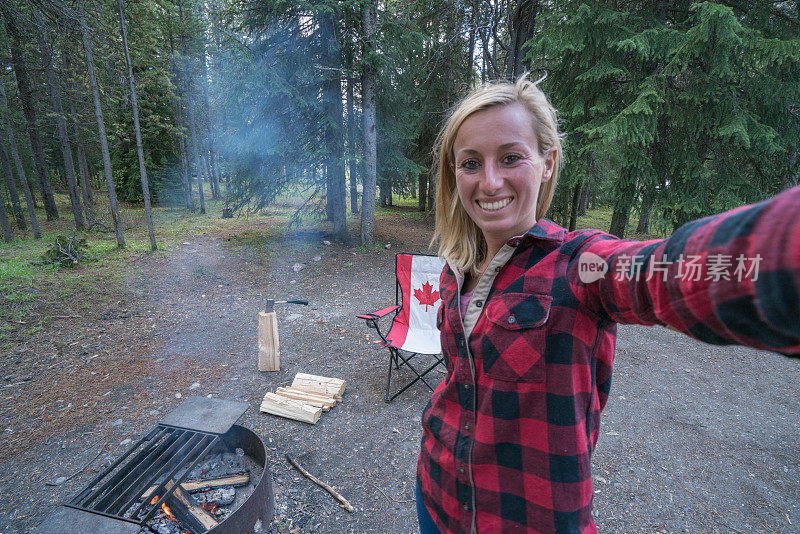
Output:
[416, 479, 440, 534]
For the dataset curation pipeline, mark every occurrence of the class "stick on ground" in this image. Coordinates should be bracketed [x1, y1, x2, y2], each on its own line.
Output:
[285, 454, 354, 513]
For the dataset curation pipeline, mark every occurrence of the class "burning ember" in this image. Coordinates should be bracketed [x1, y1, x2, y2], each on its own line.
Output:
[161, 502, 177, 521]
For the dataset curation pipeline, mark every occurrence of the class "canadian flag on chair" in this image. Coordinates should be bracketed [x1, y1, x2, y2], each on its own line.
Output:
[388, 254, 445, 355]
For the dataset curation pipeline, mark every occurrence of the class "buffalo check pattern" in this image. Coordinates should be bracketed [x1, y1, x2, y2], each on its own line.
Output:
[417, 185, 800, 533]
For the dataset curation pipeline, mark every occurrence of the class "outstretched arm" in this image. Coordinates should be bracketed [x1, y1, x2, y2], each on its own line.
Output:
[569, 185, 800, 356]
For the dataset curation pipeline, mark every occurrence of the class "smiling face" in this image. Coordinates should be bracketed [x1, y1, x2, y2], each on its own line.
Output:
[452, 103, 556, 256]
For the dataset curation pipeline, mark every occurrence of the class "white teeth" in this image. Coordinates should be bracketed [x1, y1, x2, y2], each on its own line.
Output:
[479, 199, 511, 211]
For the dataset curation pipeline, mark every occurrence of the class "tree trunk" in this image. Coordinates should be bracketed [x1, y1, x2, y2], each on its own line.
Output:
[578, 178, 589, 216]
[0, 186, 12, 242]
[320, 12, 349, 241]
[180, 5, 205, 215]
[608, 173, 637, 239]
[3, 10, 59, 220]
[168, 17, 194, 211]
[346, 76, 358, 215]
[199, 8, 220, 200]
[41, 28, 84, 230]
[187, 98, 205, 214]
[568, 181, 582, 232]
[0, 142, 25, 230]
[379, 178, 388, 207]
[507, 0, 540, 79]
[467, 20, 475, 79]
[427, 173, 435, 211]
[0, 80, 39, 237]
[360, 0, 378, 246]
[608, 201, 631, 238]
[635, 190, 654, 235]
[179, 130, 193, 210]
[118, 0, 156, 250]
[78, 0, 125, 247]
[63, 50, 96, 225]
[418, 172, 427, 211]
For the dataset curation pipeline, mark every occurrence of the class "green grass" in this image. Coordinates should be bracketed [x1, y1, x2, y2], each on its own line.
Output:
[575, 207, 666, 240]
[0, 187, 241, 344]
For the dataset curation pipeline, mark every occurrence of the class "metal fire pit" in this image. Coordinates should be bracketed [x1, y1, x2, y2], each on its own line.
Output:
[36, 397, 274, 534]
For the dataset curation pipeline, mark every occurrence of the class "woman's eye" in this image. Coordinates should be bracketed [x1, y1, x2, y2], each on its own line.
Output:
[503, 154, 521, 165]
[460, 159, 480, 170]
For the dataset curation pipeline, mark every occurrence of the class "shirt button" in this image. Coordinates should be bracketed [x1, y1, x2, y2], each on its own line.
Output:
[463, 502, 470, 511]
[507, 315, 516, 324]
[475, 300, 482, 308]
[464, 384, 471, 391]
[459, 466, 465, 474]
[464, 422, 470, 431]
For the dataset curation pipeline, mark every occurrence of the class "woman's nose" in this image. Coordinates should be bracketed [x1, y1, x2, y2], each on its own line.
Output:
[480, 162, 503, 193]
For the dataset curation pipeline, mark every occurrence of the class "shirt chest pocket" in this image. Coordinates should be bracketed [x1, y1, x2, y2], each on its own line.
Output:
[479, 292, 552, 382]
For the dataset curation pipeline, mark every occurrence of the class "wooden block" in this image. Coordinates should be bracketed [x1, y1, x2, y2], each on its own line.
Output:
[291, 373, 346, 398]
[275, 387, 336, 410]
[282, 386, 338, 404]
[181, 472, 250, 493]
[142, 473, 250, 500]
[260, 392, 321, 424]
[165, 480, 218, 531]
[258, 311, 280, 371]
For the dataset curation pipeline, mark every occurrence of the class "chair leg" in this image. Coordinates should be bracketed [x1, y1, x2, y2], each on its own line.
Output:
[385, 351, 446, 402]
[385, 348, 399, 403]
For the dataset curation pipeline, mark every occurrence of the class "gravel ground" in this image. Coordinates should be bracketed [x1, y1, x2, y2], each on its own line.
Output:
[0, 210, 797, 534]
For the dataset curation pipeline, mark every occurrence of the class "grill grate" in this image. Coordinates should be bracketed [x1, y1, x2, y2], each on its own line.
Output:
[65, 424, 220, 527]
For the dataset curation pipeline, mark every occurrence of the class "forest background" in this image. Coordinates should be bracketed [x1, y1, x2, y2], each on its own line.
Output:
[0, 0, 797, 248]
[0, 2, 797, 531]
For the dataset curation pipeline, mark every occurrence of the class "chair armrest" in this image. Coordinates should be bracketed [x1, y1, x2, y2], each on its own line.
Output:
[356, 305, 400, 320]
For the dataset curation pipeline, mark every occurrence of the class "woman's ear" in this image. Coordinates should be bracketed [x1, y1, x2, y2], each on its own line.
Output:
[541, 148, 557, 183]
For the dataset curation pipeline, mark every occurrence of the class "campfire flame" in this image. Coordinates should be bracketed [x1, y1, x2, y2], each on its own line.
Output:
[161, 502, 176, 521]
[151, 495, 177, 521]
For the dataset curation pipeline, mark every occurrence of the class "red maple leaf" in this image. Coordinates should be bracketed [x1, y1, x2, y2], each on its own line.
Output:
[414, 281, 440, 311]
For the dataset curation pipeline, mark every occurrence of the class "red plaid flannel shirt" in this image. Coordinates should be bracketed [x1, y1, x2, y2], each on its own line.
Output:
[417, 185, 800, 533]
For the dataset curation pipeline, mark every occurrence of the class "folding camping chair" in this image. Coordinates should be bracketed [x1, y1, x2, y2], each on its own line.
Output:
[357, 253, 446, 402]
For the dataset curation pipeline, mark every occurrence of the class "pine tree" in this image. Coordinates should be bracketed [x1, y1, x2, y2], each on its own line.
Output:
[2, 4, 59, 221]
[117, 0, 156, 250]
[0, 77, 39, 238]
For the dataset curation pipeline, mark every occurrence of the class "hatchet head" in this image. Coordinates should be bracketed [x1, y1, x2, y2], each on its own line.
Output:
[264, 299, 308, 313]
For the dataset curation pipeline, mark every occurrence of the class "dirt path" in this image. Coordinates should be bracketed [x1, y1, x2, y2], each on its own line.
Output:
[0, 211, 798, 533]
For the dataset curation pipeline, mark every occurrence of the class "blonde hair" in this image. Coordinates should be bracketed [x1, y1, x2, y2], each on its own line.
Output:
[432, 74, 563, 277]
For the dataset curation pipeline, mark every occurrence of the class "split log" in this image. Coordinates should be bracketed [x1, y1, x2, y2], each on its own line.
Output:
[260, 392, 321, 424]
[165, 480, 219, 532]
[183, 472, 250, 492]
[258, 311, 280, 371]
[275, 387, 336, 410]
[142, 472, 250, 500]
[290, 373, 346, 398]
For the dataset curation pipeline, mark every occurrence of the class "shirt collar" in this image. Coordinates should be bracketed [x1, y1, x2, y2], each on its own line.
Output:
[506, 217, 566, 246]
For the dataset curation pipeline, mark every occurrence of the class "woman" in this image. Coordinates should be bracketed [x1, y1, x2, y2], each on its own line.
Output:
[416, 75, 800, 533]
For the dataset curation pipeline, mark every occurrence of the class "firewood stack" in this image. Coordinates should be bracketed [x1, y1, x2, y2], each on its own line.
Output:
[260, 373, 345, 424]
